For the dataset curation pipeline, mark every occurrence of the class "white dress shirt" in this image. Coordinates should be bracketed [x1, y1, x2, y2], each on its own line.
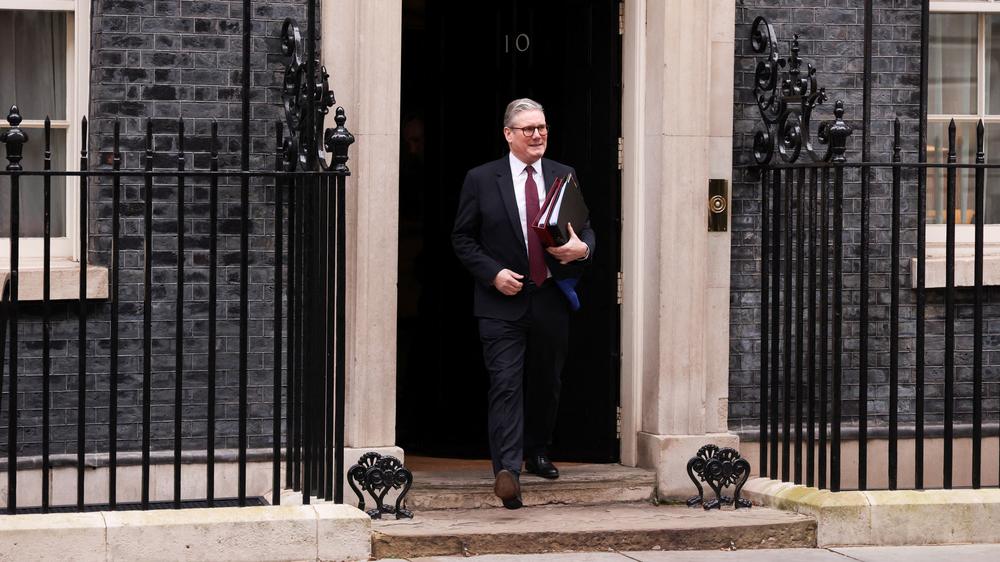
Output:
[508, 152, 546, 247]
[506, 152, 590, 272]
[508, 152, 551, 278]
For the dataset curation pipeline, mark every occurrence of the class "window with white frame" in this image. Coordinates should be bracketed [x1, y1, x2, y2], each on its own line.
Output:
[916, 1, 1000, 285]
[0, 0, 89, 262]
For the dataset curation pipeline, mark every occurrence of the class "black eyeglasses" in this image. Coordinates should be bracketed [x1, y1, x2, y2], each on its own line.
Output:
[508, 125, 549, 137]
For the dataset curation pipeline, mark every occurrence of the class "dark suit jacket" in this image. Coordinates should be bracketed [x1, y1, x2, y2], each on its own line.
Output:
[452, 155, 596, 320]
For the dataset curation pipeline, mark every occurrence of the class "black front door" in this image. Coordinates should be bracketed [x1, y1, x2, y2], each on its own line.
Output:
[396, 0, 622, 463]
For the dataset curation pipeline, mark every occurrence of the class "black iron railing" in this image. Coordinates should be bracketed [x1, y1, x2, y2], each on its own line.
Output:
[0, 100, 351, 513]
[748, 17, 998, 492]
[0, 0, 351, 514]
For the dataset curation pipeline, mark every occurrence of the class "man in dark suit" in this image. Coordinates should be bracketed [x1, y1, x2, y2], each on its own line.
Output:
[452, 98, 595, 509]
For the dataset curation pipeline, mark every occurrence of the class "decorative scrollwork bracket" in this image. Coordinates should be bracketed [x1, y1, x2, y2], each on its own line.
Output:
[750, 16, 852, 165]
[686, 444, 752, 510]
[347, 452, 414, 520]
[279, 18, 351, 172]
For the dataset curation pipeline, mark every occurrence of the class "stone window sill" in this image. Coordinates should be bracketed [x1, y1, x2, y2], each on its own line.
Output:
[0, 259, 109, 301]
[915, 224, 1000, 288]
[910, 255, 1000, 288]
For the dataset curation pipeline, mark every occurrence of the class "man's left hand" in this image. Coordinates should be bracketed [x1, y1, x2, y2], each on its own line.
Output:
[547, 223, 590, 264]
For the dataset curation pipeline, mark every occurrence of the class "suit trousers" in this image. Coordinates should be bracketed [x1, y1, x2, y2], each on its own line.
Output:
[478, 282, 569, 476]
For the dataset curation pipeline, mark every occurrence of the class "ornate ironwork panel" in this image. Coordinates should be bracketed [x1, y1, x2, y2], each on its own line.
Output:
[279, 18, 352, 171]
[348, 452, 414, 520]
[686, 444, 752, 510]
[750, 16, 852, 165]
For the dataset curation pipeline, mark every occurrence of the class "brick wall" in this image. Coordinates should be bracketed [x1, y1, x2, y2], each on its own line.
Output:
[1, 1, 316, 458]
[730, 0, 1000, 433]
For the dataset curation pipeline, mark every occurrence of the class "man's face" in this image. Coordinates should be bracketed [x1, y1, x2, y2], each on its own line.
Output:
[503, 109, 547, 164]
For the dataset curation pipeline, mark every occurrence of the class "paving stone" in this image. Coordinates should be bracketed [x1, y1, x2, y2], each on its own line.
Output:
[411, 553, 629, 562]
[831, 544, 1000, 562]
[628, 547, 844, 561]
[401, 545, 1000, 562]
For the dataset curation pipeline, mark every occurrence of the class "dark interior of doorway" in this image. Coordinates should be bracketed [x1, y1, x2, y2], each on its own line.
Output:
[396, 0, 622, 463]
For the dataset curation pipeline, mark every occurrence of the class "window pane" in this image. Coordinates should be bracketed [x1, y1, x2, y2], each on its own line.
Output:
[927, 121, 978, 225]
[0, 128, 67, 238]
[929, 123, 1000, 225]
[929, 14, 978, 115]
[0, 11, 67, 120]
[987, 15, 1000, 114]
[984, 125, 1000, 224]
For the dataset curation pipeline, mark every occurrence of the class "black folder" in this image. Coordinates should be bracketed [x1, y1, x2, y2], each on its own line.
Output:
[544, 173, 589, 247]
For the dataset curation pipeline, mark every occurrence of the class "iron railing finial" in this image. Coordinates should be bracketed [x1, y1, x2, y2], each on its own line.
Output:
[826, 101, 852, 164]
[0, 105, 28, 171]
[326, 107, 355, 175]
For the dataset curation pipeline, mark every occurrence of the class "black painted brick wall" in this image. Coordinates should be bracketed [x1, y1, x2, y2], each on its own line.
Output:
[730, 0, 1000, 433]
[1, 1, 317, 457]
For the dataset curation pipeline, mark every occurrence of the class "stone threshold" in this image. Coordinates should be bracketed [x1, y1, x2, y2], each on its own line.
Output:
[405, 462, 656, 510]
[0, 504, 371, 562]
[371, 503, 816, 559]
[742, 477, 1000, 547]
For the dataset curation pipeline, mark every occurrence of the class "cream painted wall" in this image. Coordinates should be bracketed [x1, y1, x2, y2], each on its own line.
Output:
[620, 0, 648, 467]
[624, 0, 735, 437]
[323, 0, 403, 448]
[624, 0, 737, 497]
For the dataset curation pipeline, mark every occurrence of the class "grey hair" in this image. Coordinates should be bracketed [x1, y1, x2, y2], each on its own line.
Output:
[503, 98, 544, 128]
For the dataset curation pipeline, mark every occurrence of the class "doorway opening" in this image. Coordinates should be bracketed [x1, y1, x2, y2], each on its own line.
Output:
[395, 0, 622, 463]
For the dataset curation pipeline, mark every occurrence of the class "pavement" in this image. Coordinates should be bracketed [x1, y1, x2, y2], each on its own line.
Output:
[379, 544, 1000, 561]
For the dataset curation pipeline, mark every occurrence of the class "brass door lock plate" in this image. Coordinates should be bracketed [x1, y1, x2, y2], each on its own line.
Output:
[708, 179, 728, 232]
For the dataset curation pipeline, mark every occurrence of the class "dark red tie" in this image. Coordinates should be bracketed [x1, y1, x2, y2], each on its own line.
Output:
[524, 165, 547, 287]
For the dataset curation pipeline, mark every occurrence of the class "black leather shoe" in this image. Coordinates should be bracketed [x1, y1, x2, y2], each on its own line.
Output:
[525, 455, 559, 479]
[494, 469, 522, 509]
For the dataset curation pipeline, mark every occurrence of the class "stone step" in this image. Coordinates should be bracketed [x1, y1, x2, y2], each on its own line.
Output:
[405, 463, 656, 510]
[371, 503, 817, 559]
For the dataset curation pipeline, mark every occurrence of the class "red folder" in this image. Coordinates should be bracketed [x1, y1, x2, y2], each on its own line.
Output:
[531, 176, 563, 247]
